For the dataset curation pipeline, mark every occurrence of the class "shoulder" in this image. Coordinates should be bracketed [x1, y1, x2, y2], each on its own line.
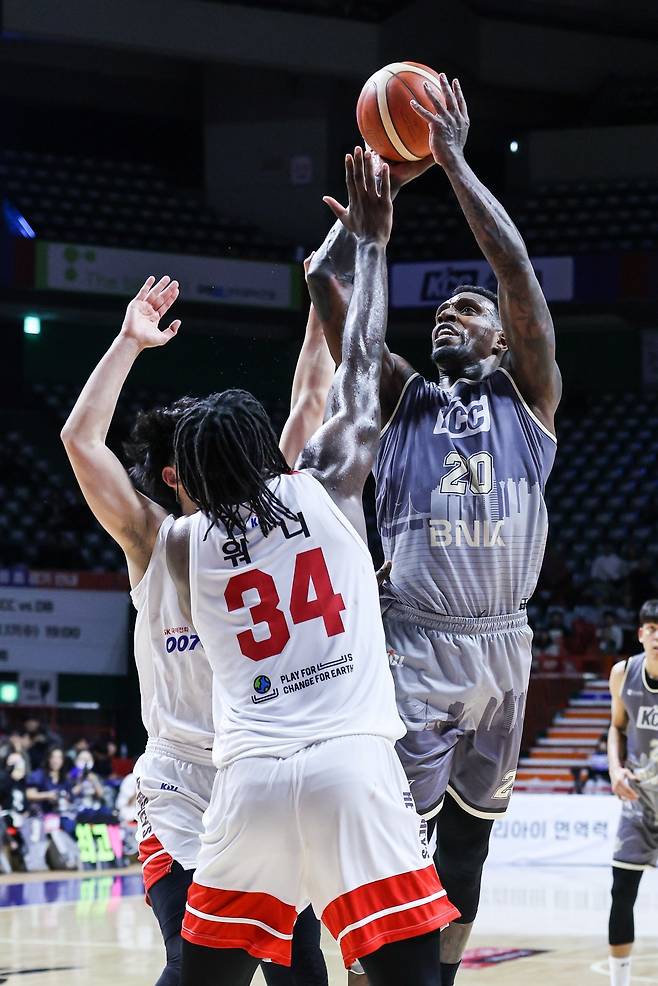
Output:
[609, 659, 629, 692]
[493, 366, 558, 444]
[381, 370, 437, 437]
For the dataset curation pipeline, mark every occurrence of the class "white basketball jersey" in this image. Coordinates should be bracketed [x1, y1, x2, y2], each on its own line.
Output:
[188, 471, 404, 767]
[132, 514, 214, 751]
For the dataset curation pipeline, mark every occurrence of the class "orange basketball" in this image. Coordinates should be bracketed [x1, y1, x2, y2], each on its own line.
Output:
[356, 61, 445, 162]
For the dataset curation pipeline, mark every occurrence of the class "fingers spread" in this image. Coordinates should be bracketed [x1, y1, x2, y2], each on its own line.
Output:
[410, 99, 437, 124]
[136, 275, 156, 301]
[453, 77, 468, 118]
[423, 82, 446, 115]
[438, 73, 458, 114]
[146, 274, 171, 305]
[323, 195, 349, 223]
[157, 282, 179, 315]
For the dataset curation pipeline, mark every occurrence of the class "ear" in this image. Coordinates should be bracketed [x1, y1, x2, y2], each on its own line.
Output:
[162, 465, 178, 490]
[638, 627, 645, 644]
[493, 327, 507, 355]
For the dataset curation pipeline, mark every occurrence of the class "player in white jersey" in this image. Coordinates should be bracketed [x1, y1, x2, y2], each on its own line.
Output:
[166, 148, 458, 986]
[61, 264, 336, 986]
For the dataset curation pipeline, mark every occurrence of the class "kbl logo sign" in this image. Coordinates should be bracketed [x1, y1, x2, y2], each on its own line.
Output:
[433, 395, 491, 438]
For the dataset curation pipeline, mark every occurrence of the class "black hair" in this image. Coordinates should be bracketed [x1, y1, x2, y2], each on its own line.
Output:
[639, 599, 658, 626]
[174, 389, 297, 538]
[123, 397, 198, 514]
[449, 284, 499, 312]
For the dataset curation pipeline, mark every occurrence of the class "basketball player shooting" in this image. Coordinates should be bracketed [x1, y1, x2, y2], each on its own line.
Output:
[308, 76, 561, 985]
[60, 262, 336, 986]
[166, 147, 458, 986]
[606, 600, 658, 986]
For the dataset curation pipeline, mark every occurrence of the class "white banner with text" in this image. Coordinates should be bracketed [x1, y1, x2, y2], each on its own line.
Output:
[35, 242, 299, 310]
[0, 586, 129, 676]
[488, 793, 620, 867]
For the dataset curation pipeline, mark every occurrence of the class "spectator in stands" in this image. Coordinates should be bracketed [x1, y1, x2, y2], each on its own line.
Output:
[0, 731, 31, 777]
[25, 746, 72, 815]
[584, 733, 610, 793]
[22, 718, 60, 771]
[546, 609, 568, 656]
[628, 557, 658, 613]
[0, 751, 27, 815]
[573, 585, 603, 626]
[66, 737, 91, 763]
[68, 750, 110, 820]
[591, 541, 628, 600]
[115, 772, 137, 825]
[91, 739, 117, 780]
[596, 610, 624, 656]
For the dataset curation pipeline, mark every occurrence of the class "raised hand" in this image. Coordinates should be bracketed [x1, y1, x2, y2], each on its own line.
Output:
[410, 74, 469, 169]
[323, 146, 392, 246]
[368, 146, 434, 197]
[120, 275, 181, 350]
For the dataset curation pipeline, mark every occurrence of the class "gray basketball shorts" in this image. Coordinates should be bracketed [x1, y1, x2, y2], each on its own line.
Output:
[613, 800, 658, 870]
[383, 604, 533, 820]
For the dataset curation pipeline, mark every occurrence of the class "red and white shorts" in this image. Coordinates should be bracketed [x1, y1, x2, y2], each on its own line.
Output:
[182, 734, 459, 968]
[135, 738, 216, 894]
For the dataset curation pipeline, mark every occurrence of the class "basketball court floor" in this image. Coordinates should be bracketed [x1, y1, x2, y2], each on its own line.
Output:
[1, 863, 656, 984]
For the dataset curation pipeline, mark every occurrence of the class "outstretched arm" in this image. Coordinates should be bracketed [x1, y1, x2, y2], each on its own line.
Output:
[278, 256, 336, 467]
[299, 147, 392, 539]
[61, 276, 181, 586]
[307, 155, 429, 423]
[412, 75, 561, 432]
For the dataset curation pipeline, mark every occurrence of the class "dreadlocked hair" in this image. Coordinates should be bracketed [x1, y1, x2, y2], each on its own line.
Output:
[174, 389, 297, 538]
[123, 396, 198, 514]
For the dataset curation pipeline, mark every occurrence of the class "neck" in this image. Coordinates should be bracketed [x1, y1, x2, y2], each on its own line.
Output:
[645, 654, 658, 680]
[435, 353, 500, 389]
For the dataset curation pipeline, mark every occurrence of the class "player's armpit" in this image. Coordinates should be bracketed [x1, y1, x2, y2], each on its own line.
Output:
[62, 438, 165, 580]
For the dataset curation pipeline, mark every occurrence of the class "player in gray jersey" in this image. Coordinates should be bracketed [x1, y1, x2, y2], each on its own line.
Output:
[308, 74, 561, 984]
[607, 600, 658, 986]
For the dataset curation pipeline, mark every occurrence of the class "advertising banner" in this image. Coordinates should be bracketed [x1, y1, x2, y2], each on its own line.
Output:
[34, 242, 300, 310]
[0, 585, 129, 675]
[488, 793, 619, 867]
[391, 256, 574, 307]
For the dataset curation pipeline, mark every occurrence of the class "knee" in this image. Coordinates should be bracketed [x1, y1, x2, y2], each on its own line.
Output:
[611, 869, 641, 909]
[436, 800, 493, 875]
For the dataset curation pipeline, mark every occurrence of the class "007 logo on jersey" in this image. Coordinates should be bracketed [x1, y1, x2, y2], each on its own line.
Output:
[433, 395, 491, 438]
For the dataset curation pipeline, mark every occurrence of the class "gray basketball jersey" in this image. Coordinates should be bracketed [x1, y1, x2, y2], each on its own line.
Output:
[622, 653, 658, 817]
[374, 367, 556, 618]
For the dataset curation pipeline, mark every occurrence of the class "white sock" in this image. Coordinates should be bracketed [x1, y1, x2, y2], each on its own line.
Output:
[609, 955, 631, 986]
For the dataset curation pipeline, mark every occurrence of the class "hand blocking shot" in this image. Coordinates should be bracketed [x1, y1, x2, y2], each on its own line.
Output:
[165, 149, 458, 986]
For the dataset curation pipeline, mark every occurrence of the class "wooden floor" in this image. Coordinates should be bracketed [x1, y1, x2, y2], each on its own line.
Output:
[1, 864, 657, 984]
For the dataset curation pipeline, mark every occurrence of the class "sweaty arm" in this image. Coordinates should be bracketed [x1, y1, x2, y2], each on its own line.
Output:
[299, 148, 392, 538]
[61, 276, 180, 586]
[413, 75, 561, 431]
[608, 661, 638, 801]
[278, 266, 336, 467]
[307, 175, 416, 426]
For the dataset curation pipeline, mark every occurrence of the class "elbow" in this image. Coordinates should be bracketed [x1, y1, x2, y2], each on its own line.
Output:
[60, 424, 80, 452]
